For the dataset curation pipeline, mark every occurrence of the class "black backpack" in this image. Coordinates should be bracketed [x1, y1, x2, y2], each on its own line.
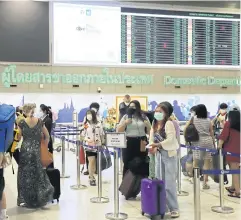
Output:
[184, 117, 199, 143]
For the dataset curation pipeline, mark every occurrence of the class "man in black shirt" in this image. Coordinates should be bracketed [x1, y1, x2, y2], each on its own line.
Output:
[119, 94, 131, 122]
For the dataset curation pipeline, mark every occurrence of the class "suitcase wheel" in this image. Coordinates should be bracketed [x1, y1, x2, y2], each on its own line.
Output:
[161, 214, 165, 219]
[141, 211, 144, 216]
[57, 199, 59, 203]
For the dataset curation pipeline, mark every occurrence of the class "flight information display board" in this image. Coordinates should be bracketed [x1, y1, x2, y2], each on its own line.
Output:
[120, 8, 240, 66]
[53, 3, 240, 67]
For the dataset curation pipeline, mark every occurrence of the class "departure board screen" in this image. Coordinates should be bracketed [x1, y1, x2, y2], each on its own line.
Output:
[121, 8, 240, 66]
[53, 3, 240, 67]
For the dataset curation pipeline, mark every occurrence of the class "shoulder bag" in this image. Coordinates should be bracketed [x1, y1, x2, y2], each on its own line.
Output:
[41, 137, 53, 167]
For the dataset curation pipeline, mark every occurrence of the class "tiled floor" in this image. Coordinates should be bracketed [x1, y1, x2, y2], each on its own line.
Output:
[4, 139, 240, 220]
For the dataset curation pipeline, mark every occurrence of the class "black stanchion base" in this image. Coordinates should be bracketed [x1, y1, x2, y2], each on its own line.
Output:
[105, 213, 128, 220]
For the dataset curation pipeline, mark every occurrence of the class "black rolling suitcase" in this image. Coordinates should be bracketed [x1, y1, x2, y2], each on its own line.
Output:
[46, 168, 61, 202]
[119, 170, 142, 200]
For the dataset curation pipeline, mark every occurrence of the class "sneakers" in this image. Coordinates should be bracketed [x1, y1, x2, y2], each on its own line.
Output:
[89, 177, 96, 186]
[0, 215, 9, 220]
[171, 211, 180, 218]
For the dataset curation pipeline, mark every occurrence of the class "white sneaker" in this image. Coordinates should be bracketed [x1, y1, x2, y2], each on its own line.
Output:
[189, 178, 193, 184]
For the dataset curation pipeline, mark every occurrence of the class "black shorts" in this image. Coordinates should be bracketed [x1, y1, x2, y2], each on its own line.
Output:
[0, 169, 5, 200]
[86, 151, 97, 157]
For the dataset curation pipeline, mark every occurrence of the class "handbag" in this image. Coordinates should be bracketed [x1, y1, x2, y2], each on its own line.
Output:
[135, 119, 148, 152]
[140, 138, 148, 152]
[98, 146, 112, 172]
[40, 138, 53, 167]
[184, 117, 199, 142]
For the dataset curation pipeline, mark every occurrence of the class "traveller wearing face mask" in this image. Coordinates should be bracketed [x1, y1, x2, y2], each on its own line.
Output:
[39, 104, 54, 168]
[119, 95, 131, 122]
[83, 102, 101, 176]
[81, 110, 105, 186]
[117, 100, 151, 177]
[90, 102, 101, 121]
[149, 102, 180, 218]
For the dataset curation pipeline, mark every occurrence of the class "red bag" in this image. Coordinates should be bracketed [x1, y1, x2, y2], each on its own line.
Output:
[79, 145, 85, 165]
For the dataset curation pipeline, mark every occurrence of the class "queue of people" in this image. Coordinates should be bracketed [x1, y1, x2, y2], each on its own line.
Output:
[0, 97, 239, 220]
[184, 103, 240, 197]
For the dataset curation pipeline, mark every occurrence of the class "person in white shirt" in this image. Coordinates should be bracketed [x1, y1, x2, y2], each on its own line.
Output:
[149, 102, 179, 218]
[81, 109, 105, 186]
[83, 102, 101, 176]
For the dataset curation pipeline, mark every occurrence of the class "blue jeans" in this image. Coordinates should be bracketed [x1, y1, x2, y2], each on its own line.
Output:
[155, 149, 179, 212]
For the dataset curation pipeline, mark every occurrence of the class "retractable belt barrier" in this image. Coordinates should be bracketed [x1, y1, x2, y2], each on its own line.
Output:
[180, 144, 241, 158]
[183, 145, 239, 216]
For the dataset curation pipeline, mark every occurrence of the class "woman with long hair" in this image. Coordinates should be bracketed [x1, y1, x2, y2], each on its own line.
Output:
[81, 109, 105, 186]
[39, 104, 54, 168]
[117, 100, 151, 177]
[184, 104, 215, 189]
[17, 103, 54, 208]
[218, 110, 240, 198]
[149, 102, 179, 218]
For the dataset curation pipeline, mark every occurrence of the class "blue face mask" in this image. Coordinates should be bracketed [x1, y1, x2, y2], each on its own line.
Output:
[154, 112, 164, 121]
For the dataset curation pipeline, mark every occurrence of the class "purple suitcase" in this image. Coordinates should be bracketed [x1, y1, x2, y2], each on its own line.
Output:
[141, 178, 166, 219]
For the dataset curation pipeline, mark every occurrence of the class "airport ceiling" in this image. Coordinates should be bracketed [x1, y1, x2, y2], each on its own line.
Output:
[116, 1, 240, 9]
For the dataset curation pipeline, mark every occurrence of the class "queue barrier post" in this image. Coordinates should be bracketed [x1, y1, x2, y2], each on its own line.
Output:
[90, 146, 109, 203]
[211, 149, 234, 214]
[119, 149, 123, 175]
[73, 110, 78, 145]
[67, 125, 70, 151]
[60, 136, 70, 178]
[106, 132, 128, 220]
[177, 148, 189, 196]
[71, 139, 87, 190]
[193, 168, 201, 220]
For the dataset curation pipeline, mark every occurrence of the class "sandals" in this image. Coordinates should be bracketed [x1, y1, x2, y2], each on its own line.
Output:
[228, 192, 240, 199]
[202, 183, 210, 190]
[225, 187, 235, 194]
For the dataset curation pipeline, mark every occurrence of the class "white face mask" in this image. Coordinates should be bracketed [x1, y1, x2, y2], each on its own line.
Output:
[191, 112, 195, 117]
[39, 111, 46, 119]
[87, 114, 92, 121]
[91, 108, 97, 113]
[220, 109, 227, 115]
